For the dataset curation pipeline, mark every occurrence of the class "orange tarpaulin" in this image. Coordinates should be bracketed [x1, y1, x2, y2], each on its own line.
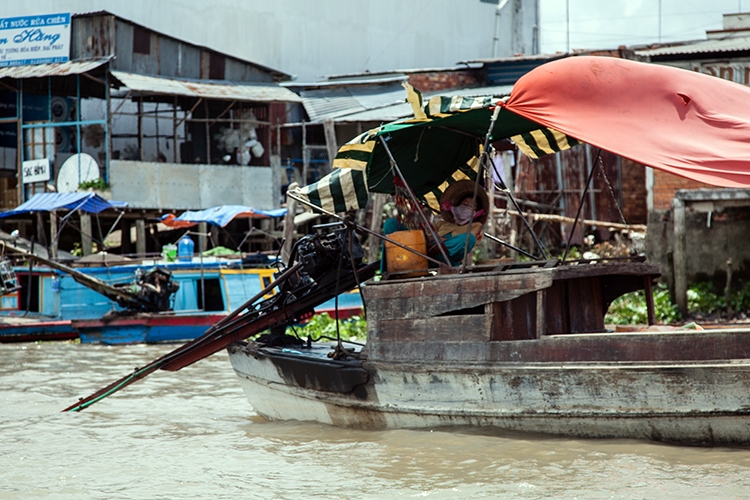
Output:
[504, 56, 750, 188]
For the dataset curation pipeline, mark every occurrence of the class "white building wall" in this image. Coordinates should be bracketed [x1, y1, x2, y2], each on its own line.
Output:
[1, 0, 539, 81]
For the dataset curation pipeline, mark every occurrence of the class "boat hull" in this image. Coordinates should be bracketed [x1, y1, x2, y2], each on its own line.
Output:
[228, 338, 750, 445]
[0, 318, 77, 343]
[75, 313, 226, 344]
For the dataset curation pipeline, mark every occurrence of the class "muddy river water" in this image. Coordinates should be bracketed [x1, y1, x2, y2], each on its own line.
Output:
[2, 342, 750, 499]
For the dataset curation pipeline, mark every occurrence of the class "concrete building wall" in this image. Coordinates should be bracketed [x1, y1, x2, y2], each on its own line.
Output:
[1, 0, 540, 81]
[647, 197, 750, 299]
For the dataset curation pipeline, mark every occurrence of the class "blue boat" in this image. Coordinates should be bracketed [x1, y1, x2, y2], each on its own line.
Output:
[0, 256, 278, 343]
[0, 199, 363, 343]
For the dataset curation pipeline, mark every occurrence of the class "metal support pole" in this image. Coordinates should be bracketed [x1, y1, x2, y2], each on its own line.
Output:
[138, 95, 144, 161]
[105, 70, 111, 182]
[483, 233, 536, 260]
[173, 96, 179, 163]
[204, 100, 210, 165]
[461, 105, 503, 271]
[562, 149, 601, 262]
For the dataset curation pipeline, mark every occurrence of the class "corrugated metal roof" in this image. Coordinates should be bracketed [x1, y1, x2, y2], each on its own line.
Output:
[300, 82, 407, 122]
[110, 71, 302, 103]
[0, 58, 111, 79]
[460, 53, 566, 64]
[325, 84, 514, 123]
[635, 37, 750, 57]
[283, 74, 408, 88]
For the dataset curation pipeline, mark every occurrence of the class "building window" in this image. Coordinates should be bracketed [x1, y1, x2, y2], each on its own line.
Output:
[209, 53, 225, 80]
[133, 26, 151, 55]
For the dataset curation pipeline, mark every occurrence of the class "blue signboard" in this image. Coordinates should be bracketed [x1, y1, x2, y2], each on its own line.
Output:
[0, 13, 70, 67]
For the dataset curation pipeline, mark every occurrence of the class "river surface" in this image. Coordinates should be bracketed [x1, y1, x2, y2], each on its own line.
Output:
[2, 342, 750, 499]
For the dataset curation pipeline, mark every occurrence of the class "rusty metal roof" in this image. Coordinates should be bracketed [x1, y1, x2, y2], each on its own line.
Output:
[306, 83, 514, 123]
[0, 58, 111, 79]
[635, 37, 750, 57]
[110, 71, 301, 103]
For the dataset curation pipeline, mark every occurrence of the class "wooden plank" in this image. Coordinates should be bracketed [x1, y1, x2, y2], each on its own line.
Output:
[551, 262, 660, 280]
[365, 272, 552, 321]
[567, 276, 603, 333]
[370, 315, 492, 343]
[541, 280, 568, 334]
[367, 330, 750, 363]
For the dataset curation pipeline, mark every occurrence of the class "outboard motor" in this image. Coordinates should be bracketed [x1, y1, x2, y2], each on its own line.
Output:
[295, 227, 364, 280]
[115, 267, 180, 312]
[0, 257, 20, 295]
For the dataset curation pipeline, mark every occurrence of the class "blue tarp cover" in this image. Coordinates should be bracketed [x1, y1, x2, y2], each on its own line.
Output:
[0, 192, 127, 218]
[160, 205, 287, 228]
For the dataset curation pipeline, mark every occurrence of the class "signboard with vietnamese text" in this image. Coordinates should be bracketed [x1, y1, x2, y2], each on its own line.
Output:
[0, 13, 70, 67]
[22, 158, 50, 184]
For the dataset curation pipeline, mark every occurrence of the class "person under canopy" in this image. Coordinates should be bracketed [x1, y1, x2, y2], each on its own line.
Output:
[383, 180, 488, 268]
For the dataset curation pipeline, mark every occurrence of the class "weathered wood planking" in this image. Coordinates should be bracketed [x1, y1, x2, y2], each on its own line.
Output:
[365, 272, 552, 321]
[369, 315, 493, 343]
[365, 330, 750, 363]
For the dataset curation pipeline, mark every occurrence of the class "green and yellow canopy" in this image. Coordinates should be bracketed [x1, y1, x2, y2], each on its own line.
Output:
[292, 84, 579, 213]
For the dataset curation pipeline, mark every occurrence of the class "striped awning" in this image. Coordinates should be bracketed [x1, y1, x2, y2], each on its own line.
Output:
[291, 84, 576, 213]
[511, 128, 581, 159]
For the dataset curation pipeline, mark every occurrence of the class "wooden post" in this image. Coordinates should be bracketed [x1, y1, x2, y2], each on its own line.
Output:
[644, 276, 656, 325]
[138, 96, 144, 161]
[301, 123, 308, 185]
[173, 96, 180, 163]
[726, 258, 733, 316]
[535, 290, 545, 338]
[198, 222, 208, 253]
[672, 198, 687, 316]
[49, 210, 58, 260]
[80, 213, 93, 256]
[323, 118, 337, 176]
[121, 220, 132, 254]
[280, 182, 298, 265]
[210, 225, 219, 249]
[368, 193, 386, 264]
[35, 212, 47, 247]
[135, 219, 146, 257]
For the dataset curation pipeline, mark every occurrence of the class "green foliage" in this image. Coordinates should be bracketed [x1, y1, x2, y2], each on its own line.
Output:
[731, 282, 750, 312]
[295, 313, 367, 342]
[78, 178, 110, 190]
[606, 280, 750, 325]
[686, 281, 724, 315]
[605, 283, 680, 325]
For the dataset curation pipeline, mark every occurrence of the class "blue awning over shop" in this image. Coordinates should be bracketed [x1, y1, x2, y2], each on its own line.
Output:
[160, 205, 287, 228]
[0, 192, 127, 217]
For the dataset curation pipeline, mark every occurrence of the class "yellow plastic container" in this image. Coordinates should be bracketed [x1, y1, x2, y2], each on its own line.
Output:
[385, 230, 428, 276]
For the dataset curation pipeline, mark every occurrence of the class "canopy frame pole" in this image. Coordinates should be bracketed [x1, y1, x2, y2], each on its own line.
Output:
[482, 232, 536, 259]
[461, 105, 503, 271]
[287, 192, 448, 269]
[377, 136, 452, 265]
[562, 148, 602, 262]
[486, 145, 548, 259]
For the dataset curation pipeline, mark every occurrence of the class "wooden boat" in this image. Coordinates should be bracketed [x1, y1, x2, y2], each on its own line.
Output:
[63, 57, 750, 445]
[224, 57, 750, 445]
[225, 255, 750, 445]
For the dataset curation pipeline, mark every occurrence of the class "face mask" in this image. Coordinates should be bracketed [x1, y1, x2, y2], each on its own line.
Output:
[451, 204, 474, 225]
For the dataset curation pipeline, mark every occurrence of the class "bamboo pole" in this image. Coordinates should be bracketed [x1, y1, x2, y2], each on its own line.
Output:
[496, 209, 646, 232]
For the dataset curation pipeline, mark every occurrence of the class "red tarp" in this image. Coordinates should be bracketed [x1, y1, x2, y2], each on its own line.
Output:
[504, 56, 750, 188]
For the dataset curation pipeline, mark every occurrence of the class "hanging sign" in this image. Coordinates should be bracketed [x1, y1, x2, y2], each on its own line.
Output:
[22, 158, 50, 184]
[0, 13, 70, 67]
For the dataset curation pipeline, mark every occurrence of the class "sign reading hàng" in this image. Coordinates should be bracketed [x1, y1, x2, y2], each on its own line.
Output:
[0, 13, 70, 67]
